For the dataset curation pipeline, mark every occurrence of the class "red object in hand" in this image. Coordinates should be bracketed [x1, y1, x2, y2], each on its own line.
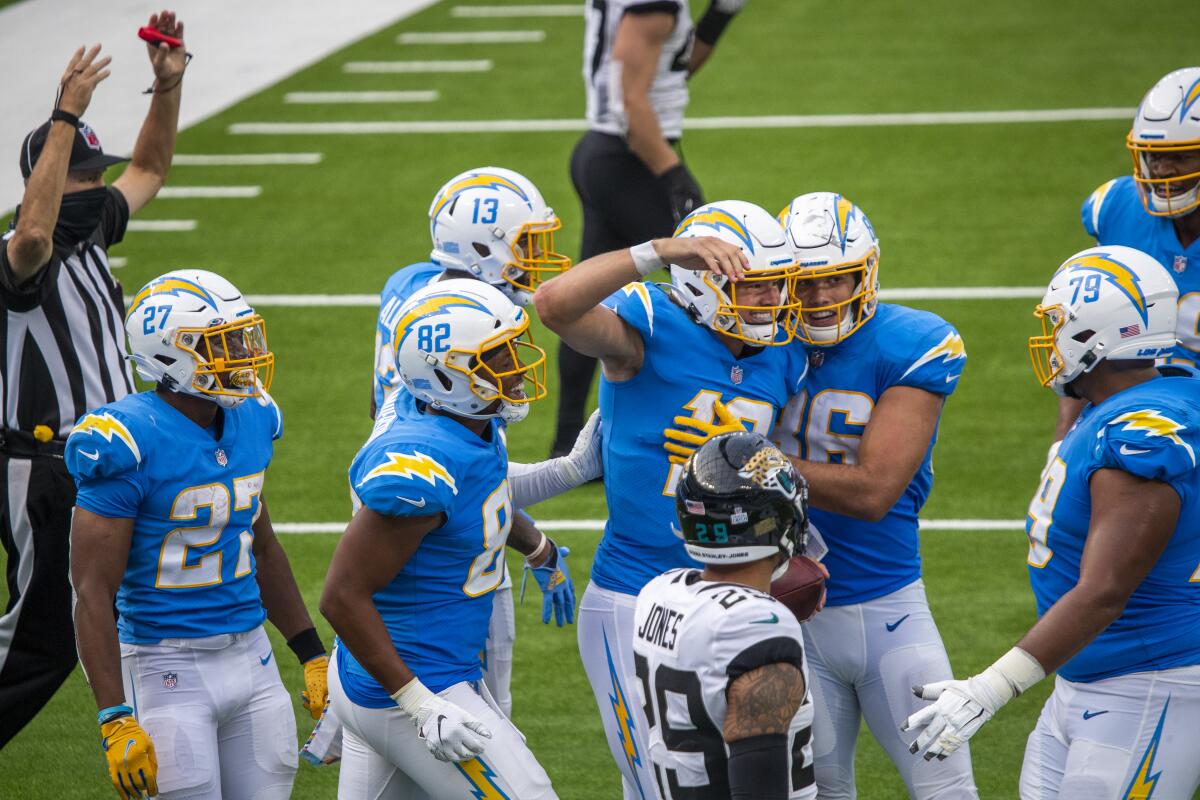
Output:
[138, 26, 183, 49]
[770, 556, 826, 622]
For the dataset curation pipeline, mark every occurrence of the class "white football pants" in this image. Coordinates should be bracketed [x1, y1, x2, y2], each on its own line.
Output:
[577, 582, 659, 800]
[483, 585, 515, 718]
[1020, 665, 1200, 799]
[329, 647, 557, 800]
[802, 580, 978, 799]
[119, 625, 297, 799]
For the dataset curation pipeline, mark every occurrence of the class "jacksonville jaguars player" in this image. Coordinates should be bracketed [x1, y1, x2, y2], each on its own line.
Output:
[634, 432, 817, 800]
[906, 245, 1200, 800]
[68, 270, 328, 800]
[667, 192, 975, 797]
[1056, 66, 1200, 440]
[322, 280, 558, 799]
[535, 201, 808, 799]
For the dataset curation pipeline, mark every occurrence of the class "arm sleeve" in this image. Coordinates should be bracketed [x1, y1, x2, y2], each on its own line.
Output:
[727, 734, 790, 800]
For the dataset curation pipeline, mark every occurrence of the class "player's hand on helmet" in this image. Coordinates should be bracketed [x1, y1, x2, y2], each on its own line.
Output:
[100, 714, 158, 799]
[664, 397, 747, 464]
[393, 679, 492, 762]
[521, 536, 577, 626]
[654, 236, 748, 281]
[903, 674, 1007, 760]
[301, 654, 330, 720]
[57, 45, 112, 117]
[561, 409, 603, 485]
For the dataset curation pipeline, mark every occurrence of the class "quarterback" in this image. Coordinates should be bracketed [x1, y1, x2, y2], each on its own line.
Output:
[68, 271, 328, 799]
[535, 201, 808, 799]
[322, 279, 558, 799]
[1056, 66, 1200, 439]
[905, 246, 1200, 799]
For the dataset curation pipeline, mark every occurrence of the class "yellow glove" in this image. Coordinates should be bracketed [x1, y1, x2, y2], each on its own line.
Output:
[663, 398, 747, 465]
[100, 715, 158, 799]
[302, 655, 329, 721]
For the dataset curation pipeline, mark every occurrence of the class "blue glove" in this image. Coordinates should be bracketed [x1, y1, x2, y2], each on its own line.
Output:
[520, 539, 576, 627]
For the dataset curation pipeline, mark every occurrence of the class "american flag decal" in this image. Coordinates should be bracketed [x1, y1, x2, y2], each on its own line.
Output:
[1119, 324, 1141, 338]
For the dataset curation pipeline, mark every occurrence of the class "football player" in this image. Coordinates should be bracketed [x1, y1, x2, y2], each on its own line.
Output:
[634, 432, 817, 800]
[534, 201, 808, 799]
[321, 280, 558, 799]
[68, 270, 328, 799]
[666, 192, 975, 798]
[1056, 67, 1200, 440]
[905, 245, 1200, 799]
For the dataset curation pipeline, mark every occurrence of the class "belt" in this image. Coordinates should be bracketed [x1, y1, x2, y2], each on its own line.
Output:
[0, 428, 66, 459]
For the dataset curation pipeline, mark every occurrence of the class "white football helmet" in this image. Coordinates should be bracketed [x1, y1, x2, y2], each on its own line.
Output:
[393, 278, 547, 423]
[125, 270, 273, 408]
[1126, 67, 1200, 218]
[779, 192, 880, 345]
[668, 200, 799, 346]
[428, 167, 571, 305]
[1030, 246, 1178, 396]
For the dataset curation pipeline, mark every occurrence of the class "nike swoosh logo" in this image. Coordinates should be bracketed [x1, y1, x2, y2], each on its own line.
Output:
[945, 374, 961, 383]
[397, 496, 427, 508]
[1082, 709, 1109, 720]
[885, 614, 911, 632]
[751, 613, 779, 625]
[436, 714, 447, 740]
[80, 449, 100, 460]
[1119, 445, 1151, 455]
[259, 652, 273, 666]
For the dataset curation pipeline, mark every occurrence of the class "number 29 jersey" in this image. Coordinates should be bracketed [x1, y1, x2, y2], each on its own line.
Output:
[337, 394, 512, 706]
[595, 283, 808, 595]
[65, 390, 283, 643]
[1026, 373, 1200, 683]
[633, 569, 816, 800]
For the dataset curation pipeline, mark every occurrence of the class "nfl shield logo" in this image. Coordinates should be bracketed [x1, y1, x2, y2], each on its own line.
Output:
[162, 672, 177, 690]
[215, 448, 228, 467]
[810, 350, 825, 368]
[79, 123, 102, 151]
[730, 365, 744, 385]
[1174, 255, 1188, 274]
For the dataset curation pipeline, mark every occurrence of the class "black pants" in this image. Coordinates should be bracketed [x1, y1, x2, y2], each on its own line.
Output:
[0, 452, 77, 749]
[551, 130, 687, 455]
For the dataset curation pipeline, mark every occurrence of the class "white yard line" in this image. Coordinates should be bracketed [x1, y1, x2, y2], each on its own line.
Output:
[285, 91, 439, 104]
[398, 31, 546, 44]
[451, 4, 583, 17]
[274, 519, 1025, 534]
[172, 153, 324, 166]
[157, 186, 263, 199]
[127, 220, 198, 232]
[343, 60, 493, 74]
[109, 257, 128, 269]
[228, 107, 1133, 136]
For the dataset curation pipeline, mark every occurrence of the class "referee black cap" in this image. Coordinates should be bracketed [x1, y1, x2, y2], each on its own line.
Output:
[19, 119, 128, 179]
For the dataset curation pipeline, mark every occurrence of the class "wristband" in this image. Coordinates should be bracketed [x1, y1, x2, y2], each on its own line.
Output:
[50, 109, 80, 128]
[286, 627, 326, 664]
[695, 6, 736, 46]
[391, 676, 434, 717]
[97, 704, 133, 725]
[988, 646, 1045, 698]
[630, 241, 664, 277]
[525, 532, 550, 566]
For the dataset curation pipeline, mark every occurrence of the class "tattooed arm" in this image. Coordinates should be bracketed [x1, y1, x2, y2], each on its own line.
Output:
[724, 662, 805, 800]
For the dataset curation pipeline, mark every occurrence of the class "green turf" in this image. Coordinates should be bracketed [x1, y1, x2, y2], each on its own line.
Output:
[4, 0, 1200, 796]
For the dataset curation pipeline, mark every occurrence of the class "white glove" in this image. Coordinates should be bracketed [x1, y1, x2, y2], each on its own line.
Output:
[562, 409, 603, 485]
[392, 679, 492, 762]
[903, 647, 1043, 760]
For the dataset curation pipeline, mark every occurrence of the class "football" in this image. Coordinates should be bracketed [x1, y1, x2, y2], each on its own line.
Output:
[770, 556, 827, 622]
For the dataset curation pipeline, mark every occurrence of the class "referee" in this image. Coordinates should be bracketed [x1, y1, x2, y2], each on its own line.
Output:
[0, 16, 186, 749]
[550, 0, 749, 457]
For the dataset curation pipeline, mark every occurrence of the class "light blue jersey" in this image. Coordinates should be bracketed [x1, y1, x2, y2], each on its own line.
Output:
[65, 391, 283, 643]
[593, 283, 808, 596]
[1082, 176, 1200, 368]
[373, 262, 443, 413]
[1026, 371, 1200, 683]
[337, 395, 512, 706]
[773, 303, 967, 606]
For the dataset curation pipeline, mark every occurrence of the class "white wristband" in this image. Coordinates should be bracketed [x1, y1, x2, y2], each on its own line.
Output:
[391, 676, 434, 717]
[988, 647, 1046, 699]
[630, 241, 664, 277]
[525, 532, 550, 566]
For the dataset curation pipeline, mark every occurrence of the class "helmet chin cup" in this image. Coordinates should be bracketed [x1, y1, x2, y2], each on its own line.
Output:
[1147, 182, 1200, 218]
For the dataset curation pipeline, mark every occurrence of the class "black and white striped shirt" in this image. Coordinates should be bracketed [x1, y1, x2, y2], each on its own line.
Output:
[0, 187, 135, 440]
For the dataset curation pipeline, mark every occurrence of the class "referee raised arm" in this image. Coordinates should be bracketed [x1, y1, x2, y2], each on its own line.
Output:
[549, 0, 748, 457]
[0, 13, 186, 749]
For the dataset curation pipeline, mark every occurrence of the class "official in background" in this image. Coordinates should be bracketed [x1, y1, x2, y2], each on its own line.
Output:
[549, 0, 746, 457]
[0, 13, 186, 749]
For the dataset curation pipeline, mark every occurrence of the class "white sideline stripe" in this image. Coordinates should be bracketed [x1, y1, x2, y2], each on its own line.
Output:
[398, 31, 545, 44]
[127, 220, 197, 232]
[172, 153, 323, 166]
[451, 4, 583, 17]
[109, 257, 127, 269]
[158, 186, 263, 199]
[274, 519, 1025, 534]
[285, 91, 439, 104]
[881, 286, 1044, 300]
[228, 107, 1134, 136]
[343, 60, 493, 73]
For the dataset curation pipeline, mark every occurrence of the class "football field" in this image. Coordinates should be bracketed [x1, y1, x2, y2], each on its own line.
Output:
[3, 0, 1200, 796]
